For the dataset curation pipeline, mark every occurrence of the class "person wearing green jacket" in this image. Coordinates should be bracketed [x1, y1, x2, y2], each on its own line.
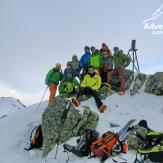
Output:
[59, 72, 80, 97]
[72, 66, 106, 113]
[45, 63, 63, 104]
[90, 46, 103, 74]
[107, 47, 131, 95]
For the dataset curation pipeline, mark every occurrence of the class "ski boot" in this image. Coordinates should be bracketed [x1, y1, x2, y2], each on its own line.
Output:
[72, 97, 80, 107]
[99, 104, 106, 113]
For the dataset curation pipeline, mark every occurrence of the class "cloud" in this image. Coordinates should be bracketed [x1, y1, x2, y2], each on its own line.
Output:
[0, 82, 49, 106]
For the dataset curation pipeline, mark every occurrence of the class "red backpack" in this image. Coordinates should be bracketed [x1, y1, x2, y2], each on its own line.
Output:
[91, 131, 128, 159]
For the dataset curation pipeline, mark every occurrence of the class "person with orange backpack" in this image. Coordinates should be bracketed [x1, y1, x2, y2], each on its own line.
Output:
[45, 63, 63, 105]
[72, 66, 106, 113]
[100, 42, 112, 56]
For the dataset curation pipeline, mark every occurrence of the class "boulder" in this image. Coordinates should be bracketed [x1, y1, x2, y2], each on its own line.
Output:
[130, 73, 147, 95]
[110, 69, 134, 92]
[42, 95, 99, 157]
[144, 72, 163, 95]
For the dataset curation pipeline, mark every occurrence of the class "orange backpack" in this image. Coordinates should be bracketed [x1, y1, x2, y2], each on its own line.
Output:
[91, 131, 128, 158]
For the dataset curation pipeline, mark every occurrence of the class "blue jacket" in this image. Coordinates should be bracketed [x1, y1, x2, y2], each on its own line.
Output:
[79, 52, 91, 68]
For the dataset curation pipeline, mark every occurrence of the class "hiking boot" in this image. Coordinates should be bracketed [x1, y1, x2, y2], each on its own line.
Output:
[72, 97, 80, 107]
[99, 104, 106, 113]
[119, 91, 125, 96]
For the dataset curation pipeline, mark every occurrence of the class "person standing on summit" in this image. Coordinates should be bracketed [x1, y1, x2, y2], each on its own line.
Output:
[90, 46, 103, 75]
[45, 63, 63, 105]
[79, 46, 91, 80]
[107, 47, 131, 95]
[100, 42, 112, 56]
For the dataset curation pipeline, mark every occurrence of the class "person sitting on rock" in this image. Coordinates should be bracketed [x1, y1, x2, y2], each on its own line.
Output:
[64, 61, 74, 77]
[71, 54, 81, 79]
[72, 66, 106, 113]
[90, 46, 103, 75]
[45, 63, 63, 105]
[59, 72, 80, 97]
[107, 47, 131, 95]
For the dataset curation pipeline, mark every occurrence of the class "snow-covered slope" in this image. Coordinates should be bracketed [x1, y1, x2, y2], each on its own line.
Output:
[0, 97, 26, 118]
[0, 92, 163, 163]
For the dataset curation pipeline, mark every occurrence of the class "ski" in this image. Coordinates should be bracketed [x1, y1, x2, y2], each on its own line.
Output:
[117, 119, 136, 139]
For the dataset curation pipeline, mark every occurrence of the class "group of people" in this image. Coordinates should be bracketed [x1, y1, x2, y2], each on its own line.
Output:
[45, 43, 131, 113]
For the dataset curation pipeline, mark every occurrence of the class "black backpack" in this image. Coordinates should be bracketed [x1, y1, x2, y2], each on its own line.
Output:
[134, 120, 163, 163]
[63, 130, 99, 157]
[24, 125, 43, 151]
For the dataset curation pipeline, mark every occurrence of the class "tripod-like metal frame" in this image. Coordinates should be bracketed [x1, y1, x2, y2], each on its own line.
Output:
[127, 48, 140, 80]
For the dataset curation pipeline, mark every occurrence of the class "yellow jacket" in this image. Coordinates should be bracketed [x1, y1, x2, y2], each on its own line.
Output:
[80, 71, 101, 90]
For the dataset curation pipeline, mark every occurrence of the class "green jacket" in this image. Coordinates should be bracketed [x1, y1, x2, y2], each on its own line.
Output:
[59, 77, 80, 96]
[45, 68, 63, 85]
[113, 52, 131, 68]
[90, 51, 103, 68]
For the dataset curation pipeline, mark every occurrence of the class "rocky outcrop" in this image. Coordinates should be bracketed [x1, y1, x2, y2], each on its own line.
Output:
[130, 73, 147, 95]
[144, 72, 163, 95]
[109, 69, 163, 96]
[110, 69, 134, 92]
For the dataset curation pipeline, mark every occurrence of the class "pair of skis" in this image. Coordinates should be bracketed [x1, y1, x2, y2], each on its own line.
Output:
[118, 119, 136, 141]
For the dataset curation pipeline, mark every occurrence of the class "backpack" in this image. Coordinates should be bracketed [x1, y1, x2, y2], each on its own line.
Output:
[63, 130, 99, 157]
[135, 132, 163, 163]
[91, 131, 128, 160]
[24, 125, 43, 151]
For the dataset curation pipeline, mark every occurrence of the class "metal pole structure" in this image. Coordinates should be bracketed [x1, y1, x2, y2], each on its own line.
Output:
[127, 40, 140, 80]
[36, 86, 48, 112]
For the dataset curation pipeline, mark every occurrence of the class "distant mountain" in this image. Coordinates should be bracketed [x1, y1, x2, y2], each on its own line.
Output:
[0, 97, 26, 118]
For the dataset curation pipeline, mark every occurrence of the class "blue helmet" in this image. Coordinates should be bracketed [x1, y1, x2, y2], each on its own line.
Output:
[113, 47, 119, 53]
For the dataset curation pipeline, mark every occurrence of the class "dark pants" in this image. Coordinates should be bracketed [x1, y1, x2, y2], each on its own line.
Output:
[76, 87, 103, 108]
[101, 70, 113, 83]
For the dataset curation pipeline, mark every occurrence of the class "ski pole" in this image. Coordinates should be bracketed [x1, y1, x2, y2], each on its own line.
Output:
[36, 86, 48, 112]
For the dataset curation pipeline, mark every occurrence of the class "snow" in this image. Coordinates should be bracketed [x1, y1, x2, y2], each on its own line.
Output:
[0, 92, 163, 163]
[0, 97, 26, 118]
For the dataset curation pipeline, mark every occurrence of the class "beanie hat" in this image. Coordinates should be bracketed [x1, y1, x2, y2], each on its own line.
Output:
[102, 42, 107, 46]
[72, 54, 77, 59]
[55, 63, 61, 69]
[113, 47, 119, 53]
[84, 46, 90, 50]
[67, 61, 72, 66]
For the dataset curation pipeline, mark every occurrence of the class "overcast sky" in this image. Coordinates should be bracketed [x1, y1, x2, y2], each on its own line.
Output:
[0, 0, 163, 105]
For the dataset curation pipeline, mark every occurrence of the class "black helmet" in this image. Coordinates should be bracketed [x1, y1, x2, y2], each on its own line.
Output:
[84, 46, 90, 50]
[67, 61, 72, 66]
[138, 120, 148, 129]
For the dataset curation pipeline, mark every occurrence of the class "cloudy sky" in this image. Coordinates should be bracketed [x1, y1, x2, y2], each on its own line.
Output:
[0, 0, 163, 105]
